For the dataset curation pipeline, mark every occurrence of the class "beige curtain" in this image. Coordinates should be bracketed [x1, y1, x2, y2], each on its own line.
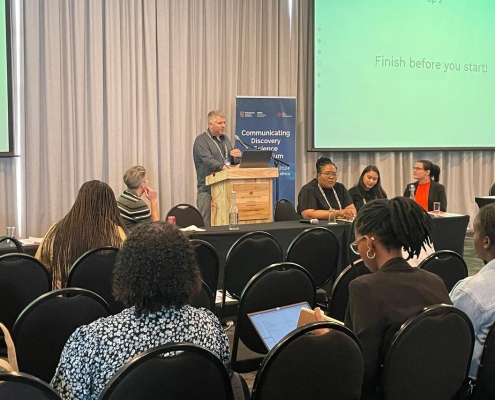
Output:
[4, 0, 494, 237]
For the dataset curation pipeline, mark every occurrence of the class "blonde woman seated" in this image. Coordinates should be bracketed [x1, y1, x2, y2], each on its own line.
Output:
[35, 180, 127, 289]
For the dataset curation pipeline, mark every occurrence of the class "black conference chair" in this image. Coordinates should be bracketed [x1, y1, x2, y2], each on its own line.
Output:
[66, 246, 124, 314]
[222, 231, 283, 314]
[471, 321, 495, 400]
[12, 288, 111, 383]
[0, 254, 52, 332]
[489, 183, 495, 196]
[99, 343, 234, 400]
[327, 259, 370, 322]
[380, 304, 474, 400]
[189, 280, 215, 312]
[286, 227, 340, 309]
[418, 250, 468, 292]
[166, 203, 205, 228]
[0, 236, 24, 253]
[251, 321, 364, 400]
[0, 371, 62, 400]
[232, 262, 316, 371]
[274, 198, 299, 222]
[190, 239, 220, 296]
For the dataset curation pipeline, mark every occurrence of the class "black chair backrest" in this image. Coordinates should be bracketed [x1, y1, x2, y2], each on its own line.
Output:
[0, 254, 51, 331]
[166, 203, 205, 228]
[489, 183, 495, 196]
[380, 304, 474, 400]
[0, 236, 24, 253]
[99, 342, 234, 400]
[0, 371, 62, 400]
[472, 321, 495, 399]
[189, 280, 215, 312]
[11, 288, 111, 383]
[327, 259, 370, 321]
[286, 227, 340, 288]
[66, 246, 124, 314]
[224, 231, 283, 299]
[418, 250, 468, 292]
[251, 321, 364, 400]
[274, 198, 299, 222]
[232, 262, 316, 368]
[190, 239, 220, 295]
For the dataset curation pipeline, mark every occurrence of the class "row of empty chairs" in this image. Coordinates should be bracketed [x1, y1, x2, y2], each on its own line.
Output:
[221, 228, 340, 314]
[0, 247, 122, 334]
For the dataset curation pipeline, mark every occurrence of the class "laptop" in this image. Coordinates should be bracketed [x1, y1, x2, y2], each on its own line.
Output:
[238, 150, 272, 168]
[247, 302, 311, 351]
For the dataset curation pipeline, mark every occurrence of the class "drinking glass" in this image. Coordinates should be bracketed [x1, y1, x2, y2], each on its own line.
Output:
[328, 207, 337, 225]
[433, 202, 441, 216]
[6, 226, 15, 246]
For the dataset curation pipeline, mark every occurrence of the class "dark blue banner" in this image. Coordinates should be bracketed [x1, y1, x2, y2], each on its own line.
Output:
[235, 97, 296, 207]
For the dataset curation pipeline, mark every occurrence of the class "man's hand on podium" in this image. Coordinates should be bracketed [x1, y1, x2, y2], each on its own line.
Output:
[230, 148, 242, 158]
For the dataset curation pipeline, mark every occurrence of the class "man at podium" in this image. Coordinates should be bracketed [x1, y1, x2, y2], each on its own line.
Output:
[193, 110, 241, 226]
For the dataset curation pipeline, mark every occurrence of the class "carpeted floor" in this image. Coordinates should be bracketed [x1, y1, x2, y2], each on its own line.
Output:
[229, 231, 485, 391]
[464, 231, 485, 276]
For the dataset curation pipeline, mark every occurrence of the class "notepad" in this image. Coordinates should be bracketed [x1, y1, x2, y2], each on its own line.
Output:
[248, 302, 310, 351]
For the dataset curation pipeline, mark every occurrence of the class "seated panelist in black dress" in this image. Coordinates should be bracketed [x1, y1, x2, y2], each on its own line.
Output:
[297, 157, 356, 220]
[348, 165, 387, 212]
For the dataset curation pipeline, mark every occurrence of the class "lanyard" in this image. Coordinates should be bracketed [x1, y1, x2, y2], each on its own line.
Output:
[318, 184, 342, 210]
[208, 130, 228, 158]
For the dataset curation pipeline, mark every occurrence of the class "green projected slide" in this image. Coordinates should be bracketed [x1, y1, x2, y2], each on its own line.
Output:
[0, 0, 12, 156]
[314, 0, 495, 150]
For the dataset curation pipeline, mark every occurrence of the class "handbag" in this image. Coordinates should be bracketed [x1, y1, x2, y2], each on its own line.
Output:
[0, 323, 18, 372]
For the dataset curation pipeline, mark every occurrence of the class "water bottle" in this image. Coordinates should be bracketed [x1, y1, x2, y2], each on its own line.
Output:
[409, 184, 416, 201]
[229, 191, 239, 230]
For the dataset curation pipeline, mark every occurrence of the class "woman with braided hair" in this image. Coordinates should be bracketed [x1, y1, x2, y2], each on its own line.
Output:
[36, 180, 127, 289]
[346, 197, 451, 399]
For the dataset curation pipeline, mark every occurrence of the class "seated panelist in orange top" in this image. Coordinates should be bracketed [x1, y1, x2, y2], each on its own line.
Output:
[403, 159, 447, 212]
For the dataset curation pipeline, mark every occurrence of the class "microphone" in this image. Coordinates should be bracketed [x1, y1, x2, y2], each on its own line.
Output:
[234, 135, 250, 150]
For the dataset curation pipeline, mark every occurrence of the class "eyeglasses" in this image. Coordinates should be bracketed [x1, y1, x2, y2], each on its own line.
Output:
[349, 236, 374, 255]
[412, 167, 424, 171]
[320, 172, 339, 177]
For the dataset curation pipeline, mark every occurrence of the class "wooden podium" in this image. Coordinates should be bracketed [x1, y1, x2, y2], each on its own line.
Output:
[206, 168, 279, 226]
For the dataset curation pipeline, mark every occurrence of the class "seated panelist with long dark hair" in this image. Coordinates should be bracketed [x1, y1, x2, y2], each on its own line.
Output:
[297, 157, 356, 220]
[348, 165, 387, 212]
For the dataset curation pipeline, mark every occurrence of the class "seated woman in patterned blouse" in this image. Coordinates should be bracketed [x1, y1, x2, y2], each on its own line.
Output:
[51, 221, 234, 400]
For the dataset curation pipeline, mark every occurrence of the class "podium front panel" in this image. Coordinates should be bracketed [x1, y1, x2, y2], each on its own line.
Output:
[207, 168, 277, 226]
[233, 182, 271, 222]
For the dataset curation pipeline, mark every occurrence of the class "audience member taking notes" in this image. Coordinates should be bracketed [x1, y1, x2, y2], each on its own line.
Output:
[297, 157, 356, 220]
[403, 159, 447, 212]
[50, 222, 246, 399]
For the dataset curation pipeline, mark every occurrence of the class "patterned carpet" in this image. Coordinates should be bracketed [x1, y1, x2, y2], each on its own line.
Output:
[231, 232, 485, 391]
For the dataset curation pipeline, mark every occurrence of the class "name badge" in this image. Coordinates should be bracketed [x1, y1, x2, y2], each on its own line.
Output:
[223, 158, 231, 166]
